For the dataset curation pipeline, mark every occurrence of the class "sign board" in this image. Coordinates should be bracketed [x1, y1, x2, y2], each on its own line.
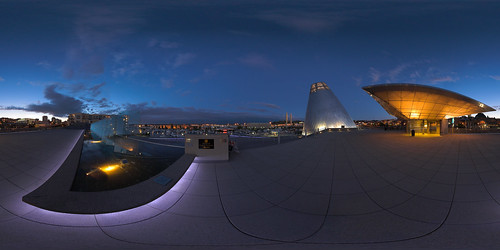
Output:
[199, 139, 214, 149]
[185, 134, 229, 161]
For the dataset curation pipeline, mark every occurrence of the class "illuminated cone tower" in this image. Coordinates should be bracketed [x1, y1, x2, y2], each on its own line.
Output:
[303, 82, 356, 136]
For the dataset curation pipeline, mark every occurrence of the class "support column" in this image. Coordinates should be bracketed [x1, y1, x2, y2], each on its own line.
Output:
[440, 119, 448, 135]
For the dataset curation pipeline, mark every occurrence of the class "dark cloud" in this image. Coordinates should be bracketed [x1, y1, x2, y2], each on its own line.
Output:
[63, 67, 75, 79]
[1, 105, 25, 110]
[172, 53, 196, 68]
[82, 96, 117, 114]
[56, 82, 106, 97]
[80, 56, 104, 75]
[63, 52, 105, 79]
[25, 85, 84, 117]
[63, 6, 144, 79]
[256, 9, 340, 33]
[36, 61, 53, 70]
[253, 102, 281, 109]
[2, 82, 111, 117]
[112, 60, 143, 77]
[88, 82, 106, 97]
[123, 103, 280, 124]
[237, 106, 270, 113]
[148, 38, 179, 49]
[239, 54, 272, 68]
[97, 98, 112, 108]
[75, 7, 143, 51]
[235, 102, 281, 114]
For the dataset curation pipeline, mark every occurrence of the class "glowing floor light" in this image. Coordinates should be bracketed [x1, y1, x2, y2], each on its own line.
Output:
[86, 164, 121, 176]
[100, 164, 120, 173]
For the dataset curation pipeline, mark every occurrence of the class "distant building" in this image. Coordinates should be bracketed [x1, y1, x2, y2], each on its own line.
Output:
[51, 117, 62, 125]
[303, 82, 356, 136]
[68, 113, 109, 124]
[90, 115, 129, 139]
[16, 118, 38, 125]
[245, 122, 272, 129]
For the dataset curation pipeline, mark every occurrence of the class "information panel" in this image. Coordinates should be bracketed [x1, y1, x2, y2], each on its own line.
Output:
[199, 139, 214, 149]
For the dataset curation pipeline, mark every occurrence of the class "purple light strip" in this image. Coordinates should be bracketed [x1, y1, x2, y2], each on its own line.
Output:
[19, 158, 199, 227]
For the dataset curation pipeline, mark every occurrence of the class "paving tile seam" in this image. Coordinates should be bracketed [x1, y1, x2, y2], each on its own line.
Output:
[227, 138, 333, 213]
[348, 134, 454, 205]
[224, 203, 329, 217]
[220, 133, 398, 243]
[214, 142, 337, 243]
[9, 169, 45, 183]
[473, 138, 500, 180]
[2, 177, 28, 191]
[412, 194, 454, 203]
[95, 161, 202, 229]
[464, 137, 500, 207]
[0, 202, 100, 228]
[291, 135, 354, 242]
[294, 133, 451, 245]
[344, 138, 451, 223]
[355, 134, 449, 167]
[0, 215, 19, 224]
[90, 159, 278, 246]
[222, 176, 325, 217]
[164, 211, 226, 218]
[181, 192, 220, 197]
[95, 214, 285, 248]
[339, 134, 461, 242]
[444, 220, 500, 226]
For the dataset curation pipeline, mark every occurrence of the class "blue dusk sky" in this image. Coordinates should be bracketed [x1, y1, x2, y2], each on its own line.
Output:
[1, 0, 499, 123]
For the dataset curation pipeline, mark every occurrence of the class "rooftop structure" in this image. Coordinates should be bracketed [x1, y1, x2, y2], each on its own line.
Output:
[362, 83, 495, 120]
[5, 129, 500, 249]
[90, 115, 129, 139]
[303, 82, 356, 136]
[68, 113, 110, 124]
[363, 83, 495, 134]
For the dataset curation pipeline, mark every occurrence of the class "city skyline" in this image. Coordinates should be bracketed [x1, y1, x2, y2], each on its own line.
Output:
[1, 0, 500, 122]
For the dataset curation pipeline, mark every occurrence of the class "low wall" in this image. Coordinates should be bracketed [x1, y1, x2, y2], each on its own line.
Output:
[23, 131, 195, 214]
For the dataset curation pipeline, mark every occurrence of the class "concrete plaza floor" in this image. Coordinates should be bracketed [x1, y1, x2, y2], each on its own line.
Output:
[1, 129, 500, 249]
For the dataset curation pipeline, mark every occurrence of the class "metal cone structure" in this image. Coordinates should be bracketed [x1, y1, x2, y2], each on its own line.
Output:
[303, 82, 356, 136]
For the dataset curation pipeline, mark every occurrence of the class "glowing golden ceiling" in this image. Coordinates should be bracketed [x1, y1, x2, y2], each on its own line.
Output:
[363, 84, 495, 120]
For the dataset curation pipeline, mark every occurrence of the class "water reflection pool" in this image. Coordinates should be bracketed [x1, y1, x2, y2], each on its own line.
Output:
[71, 136, 184, 192]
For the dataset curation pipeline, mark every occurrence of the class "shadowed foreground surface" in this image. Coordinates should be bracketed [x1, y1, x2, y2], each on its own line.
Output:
[1, 129, 500, 249]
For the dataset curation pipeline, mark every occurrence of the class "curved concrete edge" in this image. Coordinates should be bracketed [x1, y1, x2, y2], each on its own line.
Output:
[22, 129, 84, 200]
[22, 131, 196, 214]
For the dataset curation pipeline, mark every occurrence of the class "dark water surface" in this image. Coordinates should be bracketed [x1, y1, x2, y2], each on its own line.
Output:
[71, 136, 184, 192]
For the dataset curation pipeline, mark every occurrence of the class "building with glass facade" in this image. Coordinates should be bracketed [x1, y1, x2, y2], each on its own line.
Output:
[303, 82, 356, 136]
[90, 115, 129, 140]
[363, 83, 495, 135]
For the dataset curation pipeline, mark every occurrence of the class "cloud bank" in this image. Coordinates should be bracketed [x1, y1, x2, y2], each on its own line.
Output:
[26, 85, 84, 117]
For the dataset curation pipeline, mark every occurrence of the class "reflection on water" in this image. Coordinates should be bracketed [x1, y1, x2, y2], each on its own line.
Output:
[71, 136, 184, 192]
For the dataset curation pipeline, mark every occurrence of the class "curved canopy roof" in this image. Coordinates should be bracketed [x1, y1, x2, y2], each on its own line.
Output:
[363, 83, 495, 120]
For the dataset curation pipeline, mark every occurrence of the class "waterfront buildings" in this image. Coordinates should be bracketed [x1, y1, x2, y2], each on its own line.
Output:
[90, 115, 129, 139]
[0, 116, 64, 132]
[68, 113, 110, 124]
